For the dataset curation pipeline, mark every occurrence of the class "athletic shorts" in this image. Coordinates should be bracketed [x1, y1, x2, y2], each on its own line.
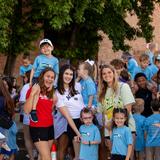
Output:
[29, 125, 54, 143]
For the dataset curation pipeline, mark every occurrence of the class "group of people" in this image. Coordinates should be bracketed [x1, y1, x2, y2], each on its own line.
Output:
[0, 39, 160, 160]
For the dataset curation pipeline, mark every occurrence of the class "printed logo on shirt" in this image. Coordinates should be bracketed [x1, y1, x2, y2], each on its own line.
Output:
[81, 132, 90, 136]
[113, 133, 122, 138]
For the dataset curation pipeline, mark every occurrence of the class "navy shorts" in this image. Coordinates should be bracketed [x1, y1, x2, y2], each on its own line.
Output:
[29, 125, 54, 143]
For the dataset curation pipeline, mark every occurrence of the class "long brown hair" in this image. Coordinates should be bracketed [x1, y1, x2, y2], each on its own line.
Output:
[38, 67, 55, 99]
[0, 78, 15, 115]
[98, 64, 118, 103]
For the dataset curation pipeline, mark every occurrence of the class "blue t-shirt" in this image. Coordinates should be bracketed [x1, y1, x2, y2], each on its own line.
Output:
[132, 66, 153, 81]
[128, 58, 138, 79]
[148, 64, 158, 76]
[111, 126, 132, 156]
[144, 114, 160, 147]
[133, 114, 146, 151]
[80, 77, 97, 107]
[146, 51, 154, 65]
[79, 124, 101, 160]
[19, 64, 33, 76]
[33, 54, 59, 77]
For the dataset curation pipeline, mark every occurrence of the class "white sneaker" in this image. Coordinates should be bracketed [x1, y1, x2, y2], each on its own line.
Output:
[1, 143, 11, 152]
[0, 132, 5, 139]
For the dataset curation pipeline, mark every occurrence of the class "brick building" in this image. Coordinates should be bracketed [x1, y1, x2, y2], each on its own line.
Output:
[0, 4, 160, 80]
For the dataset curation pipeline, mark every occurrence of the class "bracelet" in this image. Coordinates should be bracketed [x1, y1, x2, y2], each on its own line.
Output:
[89, 141, 91, 146]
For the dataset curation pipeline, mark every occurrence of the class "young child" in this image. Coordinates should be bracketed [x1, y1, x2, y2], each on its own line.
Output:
[132, 53, 153, 82]
[133, 98, 146, 160]
[110, 108, 133, 160]
[19, 54, 33, 77]
[75, 108, 101, 160]
[121, 51, 138, 80]
[144, 99, 160, 160]
[134, 73, 153, 117]
[0, 132, 10, 152]
[29, 38, 59, 122]
[78, 61, 97, 108]
[30, 38, 59, 85]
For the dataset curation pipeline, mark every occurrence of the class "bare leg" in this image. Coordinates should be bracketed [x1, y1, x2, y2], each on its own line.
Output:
[23, 124, 34, 160]
[72, 140, 80, 160]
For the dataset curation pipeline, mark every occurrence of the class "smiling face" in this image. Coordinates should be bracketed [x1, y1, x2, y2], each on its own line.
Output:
[40, 43, 53, 56]
[63, 69, 73, 85]
[113, 112, 126, 127]
[102, 67, 114, 85]
[43, 70, 55, 89]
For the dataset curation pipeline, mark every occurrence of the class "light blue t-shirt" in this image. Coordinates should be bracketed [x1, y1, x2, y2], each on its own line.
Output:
[128, 58, 138, 79]
[146, 51, 154, 65]
[133, 114, 146, 151]
[148, 64, 158, 76]
[111, 126, 132, 156]
[33, 54, 59, 77]
[132, 66, 153, 81]
[80, 77, 97, 107]
[19, 64, 33, 76]
[144, 114, 160, 147]
[79, 124, 101, 160]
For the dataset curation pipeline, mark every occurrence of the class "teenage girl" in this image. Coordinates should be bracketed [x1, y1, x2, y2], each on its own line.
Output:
[78, 61, 97, 108]
[111, 108, 133, 160]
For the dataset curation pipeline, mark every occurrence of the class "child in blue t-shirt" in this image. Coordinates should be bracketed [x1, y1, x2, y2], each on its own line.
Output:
[78, 61, 97, 108]
[133, 98, 146, 160]
[132, 53, 153, 81]
[74, 108, 101, 160]
[110, 108, 133, 160]
[29, 39, 59, 122]
[144, 99, 160, 160]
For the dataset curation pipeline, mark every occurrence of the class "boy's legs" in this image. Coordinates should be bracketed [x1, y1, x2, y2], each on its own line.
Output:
[155, 146, 160, 160]
[146, 147, 154, 160]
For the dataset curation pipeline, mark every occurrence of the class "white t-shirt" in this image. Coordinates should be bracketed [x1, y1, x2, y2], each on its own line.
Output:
[55, 83, 85, 119]
[19, 83, 30, 102]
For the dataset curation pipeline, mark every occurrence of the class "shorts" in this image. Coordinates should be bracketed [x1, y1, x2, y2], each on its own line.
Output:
[29, 126, 54, 143]
[67, 118, 81, 141]
[111, 154, 126, 160]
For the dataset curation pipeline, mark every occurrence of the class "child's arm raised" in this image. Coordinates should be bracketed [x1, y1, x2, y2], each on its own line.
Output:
[29, 68, 35, 86]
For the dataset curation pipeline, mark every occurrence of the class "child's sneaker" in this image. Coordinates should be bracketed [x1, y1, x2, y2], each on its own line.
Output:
[1, 142, 11, 152]
[0, 132, 5, 140]
[30, 110, 38, 123]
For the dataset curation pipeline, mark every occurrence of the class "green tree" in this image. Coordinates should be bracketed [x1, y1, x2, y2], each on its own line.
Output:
[0, 0, 41, 75]
[0, 0, 159, 75]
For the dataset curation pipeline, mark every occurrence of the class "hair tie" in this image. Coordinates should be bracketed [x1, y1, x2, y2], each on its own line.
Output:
[85, 59, 94, 66]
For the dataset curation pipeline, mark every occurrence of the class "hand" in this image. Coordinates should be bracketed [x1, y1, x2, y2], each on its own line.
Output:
[31, 84, 40, 96]
[153, 123, 160, 127]
[81, 141, 89, 145]
[74, 136, 81, 142]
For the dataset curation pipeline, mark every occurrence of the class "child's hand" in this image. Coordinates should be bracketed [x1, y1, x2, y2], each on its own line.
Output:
[81, 141, 89, 145]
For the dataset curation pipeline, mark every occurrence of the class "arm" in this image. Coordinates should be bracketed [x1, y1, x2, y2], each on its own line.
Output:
[81, 140, 101, 145]
[59, 106, 81, 137]
[24, 84, 40, 114]
[125, 144, 132, 160]
[88, 95, 94, 108]
[29, 68, 35, 85]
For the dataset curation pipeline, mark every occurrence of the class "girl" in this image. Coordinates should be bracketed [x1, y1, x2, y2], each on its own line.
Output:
[55, 64, 85, 160]
[111, 108, 133, 160]
[0, 78, 17, 160]
[78, 61, 97, 108]
[24, 67, 80, 160]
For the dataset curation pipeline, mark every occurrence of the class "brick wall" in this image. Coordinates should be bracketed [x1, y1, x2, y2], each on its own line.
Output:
[0, 5, 160, 82]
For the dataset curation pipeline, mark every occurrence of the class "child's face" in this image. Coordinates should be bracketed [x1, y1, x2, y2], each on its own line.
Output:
[63, 69, 73, 85]
[23, 59, 30, 67]
[78, 64, 85, 77]
[40, 43, 53, 56]
[140, 60, 149, 69]
[81, 112, 93, 126]
[136, 76, 147, 89]
[113, 112, 126, 127]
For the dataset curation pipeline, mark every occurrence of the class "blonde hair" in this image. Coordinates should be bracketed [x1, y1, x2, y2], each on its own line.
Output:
[132, 98, 144, 114]
[139, 53, 149, 62]
[98, 64, 119, 103]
